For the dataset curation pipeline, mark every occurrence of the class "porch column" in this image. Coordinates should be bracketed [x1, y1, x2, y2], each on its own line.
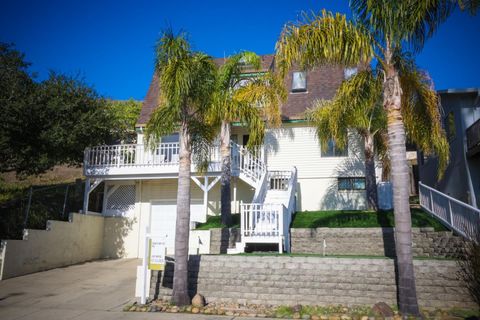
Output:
[203, 176, 209, 217]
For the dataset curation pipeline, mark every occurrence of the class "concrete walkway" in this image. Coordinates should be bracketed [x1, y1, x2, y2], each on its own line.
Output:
[0, 258, 260, 320]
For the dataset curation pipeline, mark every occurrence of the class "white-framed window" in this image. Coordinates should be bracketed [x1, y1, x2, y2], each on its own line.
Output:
[321, 139, 348, 157]
[338, 177, 366, 191]
[291, 71, 307, 92]
[344, 67, 358, 80]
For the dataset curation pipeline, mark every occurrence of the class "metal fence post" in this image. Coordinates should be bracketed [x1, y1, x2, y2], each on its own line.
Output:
[23, 187, 33, 229]
[62, 185, 70, 219]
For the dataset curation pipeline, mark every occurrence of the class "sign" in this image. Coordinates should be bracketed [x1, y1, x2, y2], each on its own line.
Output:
[148, 238, 166, 271]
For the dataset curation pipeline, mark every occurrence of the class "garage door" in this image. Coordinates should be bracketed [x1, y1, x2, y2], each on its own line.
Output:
[150, 200, 203, 254]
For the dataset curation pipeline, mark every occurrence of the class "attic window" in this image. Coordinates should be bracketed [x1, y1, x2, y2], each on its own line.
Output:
[344, 67, 358, 80]
[291, 71, 307, 92]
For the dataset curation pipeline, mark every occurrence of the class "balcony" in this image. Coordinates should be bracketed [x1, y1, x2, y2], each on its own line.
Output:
[466, 118, 480, 157]
[83, 143, 222, 179]
[83, 142, 265, 182]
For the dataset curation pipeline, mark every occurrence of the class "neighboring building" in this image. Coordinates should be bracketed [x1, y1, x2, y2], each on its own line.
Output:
[418, 88, 480, 208]
[83, 55, 382, 257]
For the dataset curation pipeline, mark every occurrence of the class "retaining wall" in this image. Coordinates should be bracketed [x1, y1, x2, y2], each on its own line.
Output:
[291, 228, 464, 258]
[0, 213, 105, 279]
[150, 255, 476, 309]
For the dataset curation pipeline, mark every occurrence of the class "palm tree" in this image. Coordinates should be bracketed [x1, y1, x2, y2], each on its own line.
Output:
[209, 52, 286, 226]
[307, 70, 387, 211]
[274, 0, 477, 314]
[145, 30, 217, 306]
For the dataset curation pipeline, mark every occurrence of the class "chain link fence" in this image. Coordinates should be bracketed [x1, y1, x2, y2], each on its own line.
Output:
[0, 179, 103, 240]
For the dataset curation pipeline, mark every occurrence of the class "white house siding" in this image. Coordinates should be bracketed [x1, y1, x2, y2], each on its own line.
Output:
[106, 177, 255, 258]
[265, 123, 367, 211]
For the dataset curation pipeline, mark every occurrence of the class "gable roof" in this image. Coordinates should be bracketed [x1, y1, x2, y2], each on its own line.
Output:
[136, 54, 345, 126]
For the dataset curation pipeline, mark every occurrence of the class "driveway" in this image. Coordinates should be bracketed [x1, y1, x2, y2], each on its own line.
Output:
[0, 258, 260, 320]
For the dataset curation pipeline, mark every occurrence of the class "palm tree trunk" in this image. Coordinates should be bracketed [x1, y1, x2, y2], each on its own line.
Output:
[364, 133, 378, 211]
[172, 120, 192, 306]
[384, 61, 420, 316]
[220, 120, 232, 226]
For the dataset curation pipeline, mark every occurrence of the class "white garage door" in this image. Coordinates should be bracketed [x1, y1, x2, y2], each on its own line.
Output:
[150, 200, 203, 254]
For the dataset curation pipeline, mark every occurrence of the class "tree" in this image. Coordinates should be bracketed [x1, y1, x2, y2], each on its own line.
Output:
[209, 52, 285, 226]
[0, 43, 114, 176]
[145, 30, 217, 306]
[274, 0, 477, 314]
[307, 70, 387, 211]
[106, 98, 142, 143]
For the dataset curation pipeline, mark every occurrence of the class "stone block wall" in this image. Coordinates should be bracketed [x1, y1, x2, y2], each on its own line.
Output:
[209, 228, 240, 254]
[150, 255, 476, 309]
[291, 228, 464, 258]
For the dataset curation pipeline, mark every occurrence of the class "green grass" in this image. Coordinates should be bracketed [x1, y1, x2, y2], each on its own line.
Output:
[195, 214, 240, 230]
[291, 208, 447, 231]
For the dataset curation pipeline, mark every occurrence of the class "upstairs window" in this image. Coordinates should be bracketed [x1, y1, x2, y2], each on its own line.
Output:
[321, 140, 347, 157]
[338, 177, 366, 191]
[344, 67, 358, 80]
[291, 71, 307, 92]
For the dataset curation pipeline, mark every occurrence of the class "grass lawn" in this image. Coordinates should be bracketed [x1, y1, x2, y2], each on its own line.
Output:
[195, 208, 446, 231]
[195, 214, 240, 230]
[291, 208, 447, 231]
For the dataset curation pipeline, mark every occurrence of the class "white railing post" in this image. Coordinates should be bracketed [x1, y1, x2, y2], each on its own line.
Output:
[141, 226, 150, 305]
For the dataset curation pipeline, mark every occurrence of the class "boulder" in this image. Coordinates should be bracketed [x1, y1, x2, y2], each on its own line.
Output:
[372, 302, 394, 317]
[192, 293, 206, 307]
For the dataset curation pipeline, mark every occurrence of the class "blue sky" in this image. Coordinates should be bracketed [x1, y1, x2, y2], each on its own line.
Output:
[1, 0, 479, 100]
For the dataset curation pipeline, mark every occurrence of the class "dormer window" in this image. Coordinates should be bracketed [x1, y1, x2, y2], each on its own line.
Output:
[291, 71, 307, 92]
[344, 67, 358, 80]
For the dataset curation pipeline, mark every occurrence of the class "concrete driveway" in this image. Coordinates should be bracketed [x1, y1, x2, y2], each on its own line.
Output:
[0, 259, 144, 320]
[0, 258, 259, 320]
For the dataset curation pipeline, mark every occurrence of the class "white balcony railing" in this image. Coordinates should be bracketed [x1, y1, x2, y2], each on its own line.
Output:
[84, 143, 221, 176]
[419, 181, 480, 241]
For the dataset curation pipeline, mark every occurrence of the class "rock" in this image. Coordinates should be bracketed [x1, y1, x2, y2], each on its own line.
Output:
[293, 312, 302, 319]
[341, 316, 351, 320]
[293, 305, 303, 313]
[311, 315, 320, 320]
[192, 293, 206, 307]
[360, 316, 369, 320]
[226, 311, 234, 316]
[372, 302, 394, 318]
[302, 314, 311, 319]
[191, 307, 200, 314]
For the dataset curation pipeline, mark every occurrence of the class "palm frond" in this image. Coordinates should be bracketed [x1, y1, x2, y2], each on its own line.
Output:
[275, 9, 374, 76]
[350, 0, 456, 52]
[397, 55, 449, 178]
[307, 69, 384, 151]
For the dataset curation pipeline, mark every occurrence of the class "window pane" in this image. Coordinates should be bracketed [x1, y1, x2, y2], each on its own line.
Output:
[321, 140, 347, 157]
[338, 178, 351, 190]
[353, 178, 366, 190]
[292, 71, 307, 91]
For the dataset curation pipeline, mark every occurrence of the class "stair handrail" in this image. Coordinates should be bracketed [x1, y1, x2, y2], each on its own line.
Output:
[230, 141, 266, 185]
[419, 181, 479, 241]
[285, 166, 297, 214]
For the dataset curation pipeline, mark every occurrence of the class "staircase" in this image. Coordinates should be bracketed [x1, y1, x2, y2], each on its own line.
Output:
[229, 143, 297, 254]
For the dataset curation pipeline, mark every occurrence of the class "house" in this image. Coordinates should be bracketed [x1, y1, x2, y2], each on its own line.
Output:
[82, 54, 379, 257]
[418, 88, 480, 208]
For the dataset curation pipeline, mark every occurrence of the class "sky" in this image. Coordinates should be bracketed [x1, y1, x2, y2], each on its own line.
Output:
[1, 0, 479, 100]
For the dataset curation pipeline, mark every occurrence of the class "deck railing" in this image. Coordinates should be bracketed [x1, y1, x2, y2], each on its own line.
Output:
[84, 143, 222, 170]
[241, 203, 283, 237]
[466, 118, 480, 153]
[268, 171, 291, 191]
[419, 181, 480, 241]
